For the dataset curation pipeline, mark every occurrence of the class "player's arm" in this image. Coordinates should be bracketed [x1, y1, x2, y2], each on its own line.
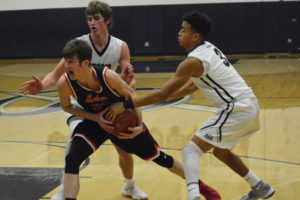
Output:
[21, 58, 66, 94]
[106, 57, 204, 121]
[119, 41, 136, 89]
[166, 81, 198, 101]
[106, 68, 142, 124]
[105, 69, 144, 139]
[57, 75, 101, 123]
[132, 57, 203, 106]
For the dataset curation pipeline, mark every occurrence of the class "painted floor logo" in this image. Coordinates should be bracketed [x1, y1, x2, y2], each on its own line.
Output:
[0, 88, 192, 117]
[0, 90, 60, 117]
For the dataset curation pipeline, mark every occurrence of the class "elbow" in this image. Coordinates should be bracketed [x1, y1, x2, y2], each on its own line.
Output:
[61, 106, 68, 113]
[61, 105, 71, 113]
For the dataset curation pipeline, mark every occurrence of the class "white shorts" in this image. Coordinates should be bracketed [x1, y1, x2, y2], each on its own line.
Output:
[196, 96, 260, 149]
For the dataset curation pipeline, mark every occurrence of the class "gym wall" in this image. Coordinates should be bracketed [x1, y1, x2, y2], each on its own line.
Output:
[0, 0, 299, 59]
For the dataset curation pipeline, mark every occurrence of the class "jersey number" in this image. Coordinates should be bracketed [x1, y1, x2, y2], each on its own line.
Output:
[214, 48, 230, 67]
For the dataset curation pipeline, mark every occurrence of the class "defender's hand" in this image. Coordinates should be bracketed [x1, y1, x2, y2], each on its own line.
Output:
[95, 109, 114, 134]
[106, 102, 126, 121]
[121, 64, 134, 85]
[20, 75, 43, 95]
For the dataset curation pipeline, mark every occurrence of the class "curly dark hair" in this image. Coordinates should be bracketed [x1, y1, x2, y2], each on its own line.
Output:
[183, 11, 212, 40]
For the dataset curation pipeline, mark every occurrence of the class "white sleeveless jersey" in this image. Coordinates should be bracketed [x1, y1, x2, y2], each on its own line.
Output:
[189, 41, 254, 107]
[77, 34, 122, 71]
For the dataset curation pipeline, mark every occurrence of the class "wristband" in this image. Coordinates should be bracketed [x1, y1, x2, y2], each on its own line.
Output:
[123, 98, 135, 109]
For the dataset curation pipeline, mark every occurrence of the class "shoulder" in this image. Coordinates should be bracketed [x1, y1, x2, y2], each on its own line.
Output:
[110, 35, 126, 48]
[177, 57, 204, 77]
[57, 74, 68, 90]
[180, 57, 203, 69]
[104, 67, 119, 80]
[105, 67, 123, 85]
[110, 35, 123, 43]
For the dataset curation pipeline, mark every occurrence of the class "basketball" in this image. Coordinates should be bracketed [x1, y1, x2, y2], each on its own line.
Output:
[113, 108, 138, 134]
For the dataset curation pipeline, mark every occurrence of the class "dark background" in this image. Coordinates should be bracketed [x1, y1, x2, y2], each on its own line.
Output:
[0, 1, 299, 59]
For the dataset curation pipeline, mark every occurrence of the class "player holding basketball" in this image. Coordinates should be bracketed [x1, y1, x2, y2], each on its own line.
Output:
[58, 38, 221, 200]
[20, 1, 145, 199]
[106, 11, 275, 200]
[20, 2, 220, 200]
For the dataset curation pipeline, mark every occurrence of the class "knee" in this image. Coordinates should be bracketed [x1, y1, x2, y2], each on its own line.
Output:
[153, 151, 174, 168]
[182, 141, 204, 158]
[65, 153, 81, 174]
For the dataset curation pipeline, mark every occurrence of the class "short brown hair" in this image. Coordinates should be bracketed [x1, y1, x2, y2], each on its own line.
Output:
[85, 0, 113, 29]
[62, 39, 92, 63]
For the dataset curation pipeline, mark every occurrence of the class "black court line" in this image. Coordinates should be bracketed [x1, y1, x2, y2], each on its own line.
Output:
[0, 140, 90, 170]
[1, 140, 299, 167]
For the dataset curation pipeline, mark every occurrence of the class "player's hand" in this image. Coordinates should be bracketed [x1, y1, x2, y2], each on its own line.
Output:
[121, 64, 135, 86]
[106, 102, 126, 122]
[95, 109, 114, 134]
[115, 124, 144, 139]
[20, 75, 43, 95]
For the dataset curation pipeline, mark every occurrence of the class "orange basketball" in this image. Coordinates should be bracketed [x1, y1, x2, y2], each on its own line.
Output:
[113, 108, 138, 134]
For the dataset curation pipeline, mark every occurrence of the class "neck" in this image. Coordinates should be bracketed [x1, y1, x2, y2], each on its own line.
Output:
[186, 41, 204, 53]
[91, 31, 109, 46]
[77, 67, 94, 88]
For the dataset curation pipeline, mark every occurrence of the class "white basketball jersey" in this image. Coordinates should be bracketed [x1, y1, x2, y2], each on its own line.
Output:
[188, 41, 254, 107]
[77, 34, 122, 71]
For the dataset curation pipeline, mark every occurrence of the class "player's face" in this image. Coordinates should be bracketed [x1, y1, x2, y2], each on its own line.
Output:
[178, 21, 196, 51]
[64, 56, 83, 80]
[87, 13, 108, 34]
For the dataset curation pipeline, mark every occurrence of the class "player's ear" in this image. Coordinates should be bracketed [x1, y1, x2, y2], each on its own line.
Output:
[105, 17, 112, 27]
[82, 59, 90, 68]
[193, 32, 201, 42]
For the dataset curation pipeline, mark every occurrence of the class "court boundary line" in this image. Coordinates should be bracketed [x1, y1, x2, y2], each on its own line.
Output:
[0, 140, 299, 167]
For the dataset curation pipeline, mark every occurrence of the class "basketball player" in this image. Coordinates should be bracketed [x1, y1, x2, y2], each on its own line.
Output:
[20, 2, 219, 200]
[106, 11, 275, 200]
[20, 1, 146, 199]
[58, 38, 221, 200]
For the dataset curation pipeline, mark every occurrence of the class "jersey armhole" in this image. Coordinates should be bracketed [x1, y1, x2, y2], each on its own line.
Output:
[188, 55, 208, 78]
[64, 73, 77, 100]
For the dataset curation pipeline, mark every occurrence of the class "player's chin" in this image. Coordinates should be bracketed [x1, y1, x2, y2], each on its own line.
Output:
[178, 41, 184, 48]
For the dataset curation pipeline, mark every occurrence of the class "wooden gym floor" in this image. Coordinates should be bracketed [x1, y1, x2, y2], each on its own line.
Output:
[0, 56, 299, 200]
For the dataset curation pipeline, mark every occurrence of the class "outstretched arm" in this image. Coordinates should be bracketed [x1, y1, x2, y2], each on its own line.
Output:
[105, 69, 144, 139]
[166, 81, 198, 101]
[106, 57, 204, 121]
[21, 58, 66, 94]
[133, 57, 204, 107]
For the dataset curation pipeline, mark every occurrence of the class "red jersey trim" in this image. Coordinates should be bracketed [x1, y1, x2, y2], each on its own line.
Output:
[103, 67, 121, 97]
[73, 133, 97, 152]
[64, 73, 77, 100]
[144, 144, 160, 161]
